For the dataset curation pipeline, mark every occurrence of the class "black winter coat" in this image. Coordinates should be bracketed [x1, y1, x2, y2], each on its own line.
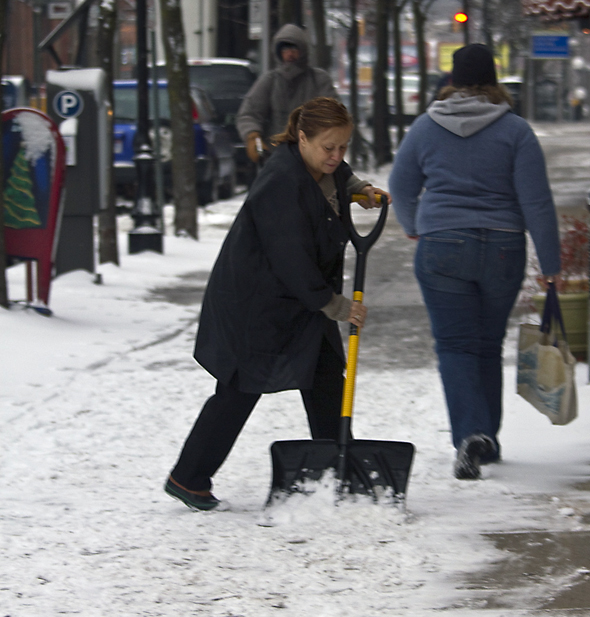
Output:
[194, 142, 352, 393]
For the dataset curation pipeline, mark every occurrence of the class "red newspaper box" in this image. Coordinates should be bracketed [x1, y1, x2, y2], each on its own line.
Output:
[3, 107, 66, 314]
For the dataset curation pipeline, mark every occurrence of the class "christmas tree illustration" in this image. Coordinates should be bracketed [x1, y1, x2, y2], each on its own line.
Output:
[3, 146, 41, 229]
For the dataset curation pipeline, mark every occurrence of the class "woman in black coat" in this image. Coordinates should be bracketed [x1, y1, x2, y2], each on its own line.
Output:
[165, 97, 390, 510]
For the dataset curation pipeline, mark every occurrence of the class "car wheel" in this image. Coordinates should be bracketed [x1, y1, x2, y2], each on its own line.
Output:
[197, 164, 219, 206]
[218, 166, 236, 199]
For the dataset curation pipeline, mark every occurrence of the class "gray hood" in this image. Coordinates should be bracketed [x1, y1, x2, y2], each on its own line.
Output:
[427, 93, 511, 137]
[273, 24, 309, 80]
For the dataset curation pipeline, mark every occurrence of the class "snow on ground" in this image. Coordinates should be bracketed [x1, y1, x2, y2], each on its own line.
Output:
[2, 173, 590, 616]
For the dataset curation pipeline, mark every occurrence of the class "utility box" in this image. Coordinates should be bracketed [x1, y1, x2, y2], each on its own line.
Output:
[2, 75, 30, 108]
[46, 68, 111, 275]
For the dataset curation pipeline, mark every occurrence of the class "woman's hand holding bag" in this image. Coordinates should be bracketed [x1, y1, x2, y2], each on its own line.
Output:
[517, 282, 577, 425]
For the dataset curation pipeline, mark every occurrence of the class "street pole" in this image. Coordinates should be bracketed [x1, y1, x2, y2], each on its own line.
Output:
[262, 0, 270, 74]
[150, 29, 165, 215]
[129, 0, 163, 254]
[463, 0, 470, 46]
[32, 1, 43, 109]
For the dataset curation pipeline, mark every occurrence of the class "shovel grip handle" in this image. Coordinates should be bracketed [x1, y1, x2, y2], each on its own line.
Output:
[345, 195, 388, 293]
[346, 194, 388, 251]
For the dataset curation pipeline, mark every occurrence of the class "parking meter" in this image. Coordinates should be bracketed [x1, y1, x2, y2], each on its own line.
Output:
[45, 68, 111, 275]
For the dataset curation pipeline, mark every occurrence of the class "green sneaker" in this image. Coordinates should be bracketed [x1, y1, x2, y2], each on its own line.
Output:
[164, 478, 220, 511]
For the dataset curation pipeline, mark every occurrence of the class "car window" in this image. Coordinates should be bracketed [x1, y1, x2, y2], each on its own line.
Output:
[387, 74, 420, 91]
[155, 64, 255, 97]
[113, 85, 171, 122]
[187, 65, 255, 97]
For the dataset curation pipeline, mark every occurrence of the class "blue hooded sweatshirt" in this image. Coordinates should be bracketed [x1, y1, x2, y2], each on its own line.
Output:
[389, 93, 561, 275]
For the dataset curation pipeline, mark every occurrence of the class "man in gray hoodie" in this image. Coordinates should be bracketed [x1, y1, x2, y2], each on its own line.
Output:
[236, 24, 337, 164]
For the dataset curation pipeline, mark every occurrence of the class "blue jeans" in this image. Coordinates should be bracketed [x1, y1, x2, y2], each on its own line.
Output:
[415, 229, 526, 450]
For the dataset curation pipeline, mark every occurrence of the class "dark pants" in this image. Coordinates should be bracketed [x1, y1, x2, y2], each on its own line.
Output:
[170, 338, 344, 491]
[415, 229, 526, 450]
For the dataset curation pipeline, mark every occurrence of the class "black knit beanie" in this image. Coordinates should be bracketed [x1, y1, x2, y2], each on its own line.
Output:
[452, 44, 497, 87]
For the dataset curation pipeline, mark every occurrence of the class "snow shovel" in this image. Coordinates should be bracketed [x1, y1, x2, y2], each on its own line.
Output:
[268, 194, 415, 506]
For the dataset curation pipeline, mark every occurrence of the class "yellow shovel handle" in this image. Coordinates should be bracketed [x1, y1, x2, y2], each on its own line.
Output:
[341, 290, 363, 419]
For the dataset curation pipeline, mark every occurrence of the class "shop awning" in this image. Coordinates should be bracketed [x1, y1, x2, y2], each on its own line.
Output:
[522, 0, 590, 18]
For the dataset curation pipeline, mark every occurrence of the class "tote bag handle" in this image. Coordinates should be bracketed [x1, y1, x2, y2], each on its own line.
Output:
[540, 282, 567, 341]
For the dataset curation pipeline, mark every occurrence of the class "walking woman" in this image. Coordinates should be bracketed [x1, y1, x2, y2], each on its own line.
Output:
[389, 45, 561, 480]
[166, 97, 389, 510]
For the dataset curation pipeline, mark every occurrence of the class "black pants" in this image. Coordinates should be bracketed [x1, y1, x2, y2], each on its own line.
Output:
[170, 338, 344, 492]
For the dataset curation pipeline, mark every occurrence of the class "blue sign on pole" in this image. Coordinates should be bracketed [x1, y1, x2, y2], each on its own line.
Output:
[53, 90, 84, 118]
[531, 35, 569, 58]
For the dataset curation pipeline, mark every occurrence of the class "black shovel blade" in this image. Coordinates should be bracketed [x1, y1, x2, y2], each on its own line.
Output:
[346, 440, 415, 500]
[269, 439, 340, 497]
[268, 438, 414, 505]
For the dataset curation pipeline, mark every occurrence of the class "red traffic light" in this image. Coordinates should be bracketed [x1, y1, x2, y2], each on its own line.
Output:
[454, 11, 468, 23]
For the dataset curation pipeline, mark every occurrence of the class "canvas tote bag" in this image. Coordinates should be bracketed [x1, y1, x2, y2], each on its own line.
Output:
[517, 282, 577, 425]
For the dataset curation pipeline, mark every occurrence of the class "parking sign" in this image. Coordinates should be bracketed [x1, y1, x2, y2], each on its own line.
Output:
[53, 90, 84, 118]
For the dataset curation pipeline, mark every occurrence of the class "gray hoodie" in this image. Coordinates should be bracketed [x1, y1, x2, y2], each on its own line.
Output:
[427, 93, 511, 137]
[236, 24, 337, 143]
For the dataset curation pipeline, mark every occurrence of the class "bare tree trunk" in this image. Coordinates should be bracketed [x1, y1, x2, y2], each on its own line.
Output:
[278, 0, 303, 27]
[412, 0, 427, 115]
[482, 0, 494, 54]
[373, 0, 392, 166]
[97, 0, 119, 265]
[0, 0, 8, 308]
[310, 0, 330, 70]
[347, 1, 363, 167]
[159, 0, 198, 239]
[392, 0, 406, 147]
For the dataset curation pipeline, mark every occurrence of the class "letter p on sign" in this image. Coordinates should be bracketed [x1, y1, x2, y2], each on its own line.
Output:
[54, 90, 84, 119]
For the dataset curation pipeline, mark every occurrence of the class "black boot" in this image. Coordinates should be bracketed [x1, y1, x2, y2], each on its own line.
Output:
[454, 434, 496, 480]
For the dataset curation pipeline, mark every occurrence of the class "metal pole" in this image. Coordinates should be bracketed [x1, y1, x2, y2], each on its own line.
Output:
[262, 0, 270, 74]
[150, 29, 165, 215]
[463, 0, 470, 46]
[557, 62, 564, 123]
[199, 0, 204, 58]
[32, 2, 43, 108]
[129, 0, 163, 254]
[527, 57, 536, 120]
[587, 189, 590, 381]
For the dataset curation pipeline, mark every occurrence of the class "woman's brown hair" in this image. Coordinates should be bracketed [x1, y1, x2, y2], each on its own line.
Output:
[272, 96, 353, 145]
[437, 83, 514, 107]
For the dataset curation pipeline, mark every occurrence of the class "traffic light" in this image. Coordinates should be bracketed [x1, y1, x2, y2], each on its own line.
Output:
[453, 10, 469, 44]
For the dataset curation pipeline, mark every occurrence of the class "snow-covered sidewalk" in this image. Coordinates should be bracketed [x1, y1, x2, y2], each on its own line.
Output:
[2, 195, 590, 616]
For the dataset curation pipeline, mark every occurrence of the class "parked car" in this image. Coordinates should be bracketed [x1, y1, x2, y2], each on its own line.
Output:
[157, 58, 257, 185]
[112, 79, 236, 205]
